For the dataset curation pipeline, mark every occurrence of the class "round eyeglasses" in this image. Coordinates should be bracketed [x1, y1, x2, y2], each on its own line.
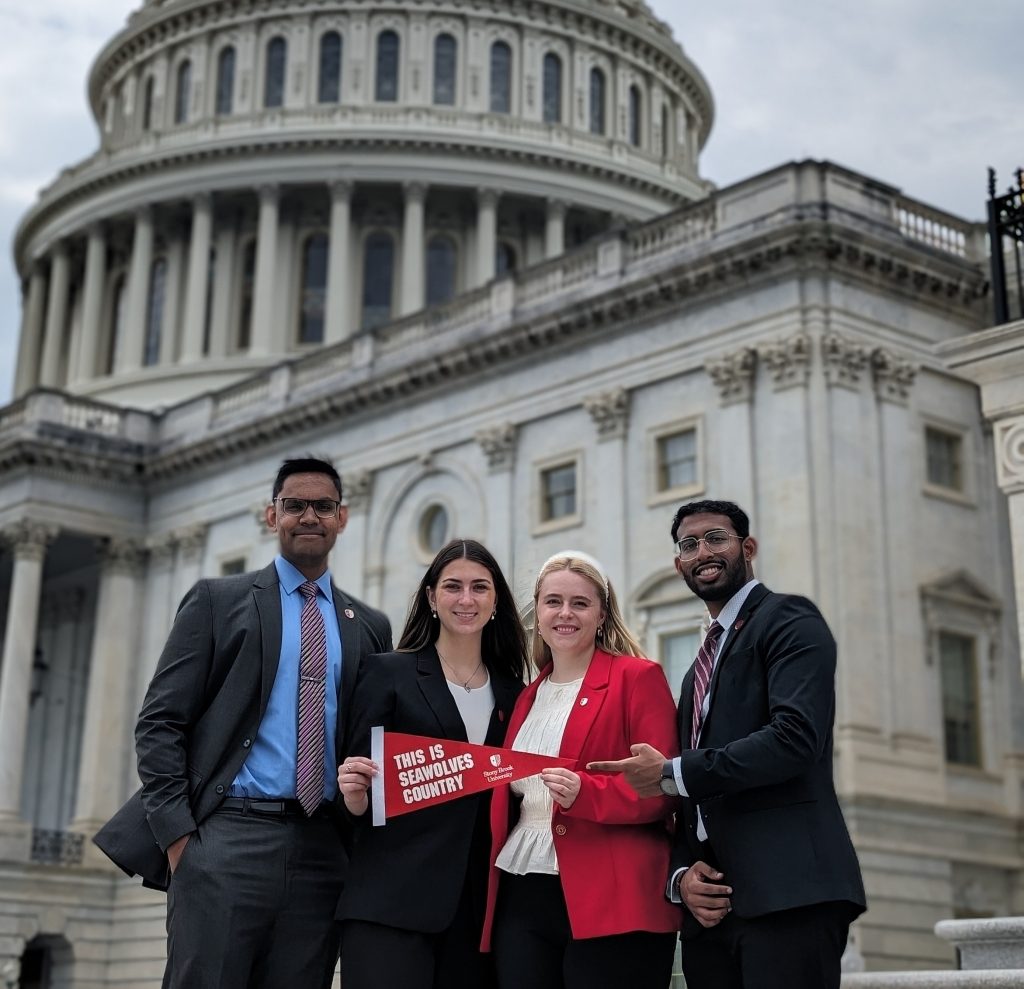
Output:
[675, 529, 742, 561]
[275, 498, 342, 518]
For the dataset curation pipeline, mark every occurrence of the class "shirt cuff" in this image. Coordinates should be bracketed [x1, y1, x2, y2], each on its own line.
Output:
[672, 756, 688, 797]
[666, 866, 688, 903]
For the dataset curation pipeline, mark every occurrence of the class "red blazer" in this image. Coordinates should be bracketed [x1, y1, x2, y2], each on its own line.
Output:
[482, 650, 680, 946]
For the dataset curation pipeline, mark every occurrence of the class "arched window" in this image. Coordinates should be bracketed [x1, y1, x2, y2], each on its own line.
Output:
[142, 76, 155, 131]
[143, 258, 167, 366]
[216, 47, 236, 116]
[589, 68, 606, 135]
[426, 235, 456, 306]
[542, 53, 561, 124]
[490, 41, 511, 113]
[376, 31, 399, 102]
[361, 232, 394, 329]
[105, 276, 126, 374]
[318, 31, 342, 103]
[264, 36, 287, 109]
[175, 60, 192, 124]
[628, 84, 642, 147]
[495, 242, 517, 277]
[238, 240, 256, 350]
[661, 102, 670, 157]
[433, 34, 456, 105]
[298, 233, 329, 343]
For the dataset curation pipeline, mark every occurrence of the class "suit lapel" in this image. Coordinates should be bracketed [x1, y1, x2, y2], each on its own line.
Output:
[558, 650, 611, 763]
[332, 585, 363, 710]
[416, 646, 468, 742]
[252, 563, 283, 716]
[484, 672, 521, 746]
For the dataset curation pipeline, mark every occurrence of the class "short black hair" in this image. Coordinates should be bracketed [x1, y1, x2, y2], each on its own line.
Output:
[670, 499, 750, 542]
[272, 457, 343, 501]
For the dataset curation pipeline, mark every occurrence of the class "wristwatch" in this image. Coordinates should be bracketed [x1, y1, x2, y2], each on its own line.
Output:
[659, 760, 679, 796]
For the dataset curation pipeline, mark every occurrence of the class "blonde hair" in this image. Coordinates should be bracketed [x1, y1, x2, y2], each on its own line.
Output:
[530, 553, 646, 670]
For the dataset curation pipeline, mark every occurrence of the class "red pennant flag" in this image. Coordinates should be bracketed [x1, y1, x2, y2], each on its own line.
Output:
[370, 727, 575, 825]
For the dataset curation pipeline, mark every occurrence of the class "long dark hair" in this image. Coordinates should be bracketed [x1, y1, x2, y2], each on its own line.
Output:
[398, 538, 527, 684]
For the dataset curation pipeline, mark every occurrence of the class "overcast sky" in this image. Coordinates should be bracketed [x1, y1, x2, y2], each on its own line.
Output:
[1, 0, 1021, 404]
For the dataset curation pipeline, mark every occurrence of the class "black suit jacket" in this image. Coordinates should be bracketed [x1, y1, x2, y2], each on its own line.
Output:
[94, 562, 392, 890]
[336, 646, 522, 933]
[671, 584, 866, 921]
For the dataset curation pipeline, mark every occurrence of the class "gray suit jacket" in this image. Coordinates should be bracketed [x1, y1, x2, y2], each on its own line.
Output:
[94, 561, 392, 890]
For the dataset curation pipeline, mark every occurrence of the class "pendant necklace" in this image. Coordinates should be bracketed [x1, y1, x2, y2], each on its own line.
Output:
[437, 649, 484, 692]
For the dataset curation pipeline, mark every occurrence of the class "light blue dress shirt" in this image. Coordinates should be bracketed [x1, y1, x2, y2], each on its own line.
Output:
[229, 557, 343, 802]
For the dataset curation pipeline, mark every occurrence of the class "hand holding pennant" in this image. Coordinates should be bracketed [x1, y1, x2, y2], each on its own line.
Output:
[369, 727, 575, 826]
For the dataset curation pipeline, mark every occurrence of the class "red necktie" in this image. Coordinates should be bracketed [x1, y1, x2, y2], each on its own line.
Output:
[691, 621, 724, 748]
[295, 581, 328, 815]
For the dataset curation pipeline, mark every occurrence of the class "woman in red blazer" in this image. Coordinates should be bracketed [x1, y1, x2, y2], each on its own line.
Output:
[482, 551, 680, 989]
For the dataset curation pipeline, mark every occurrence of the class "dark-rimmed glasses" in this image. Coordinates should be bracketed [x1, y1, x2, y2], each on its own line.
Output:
[675, 529, 742, 561]
[275, 498, 342, 518]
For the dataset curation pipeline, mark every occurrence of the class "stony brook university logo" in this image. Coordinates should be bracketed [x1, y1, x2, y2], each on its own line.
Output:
[490, 754, 502, 767]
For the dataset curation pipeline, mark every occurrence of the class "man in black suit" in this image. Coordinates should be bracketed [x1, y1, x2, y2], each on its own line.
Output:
[95, 457, 391, 989]
[589, 499, 865, 989]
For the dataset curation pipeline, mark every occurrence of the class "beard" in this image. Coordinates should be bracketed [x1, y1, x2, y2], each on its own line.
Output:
[681, 551, 749, 605]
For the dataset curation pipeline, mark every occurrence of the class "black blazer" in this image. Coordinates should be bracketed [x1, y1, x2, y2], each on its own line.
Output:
[671, 584, 866, 921]
[94, 562, 392, 890]
[336, 646, 523, 933]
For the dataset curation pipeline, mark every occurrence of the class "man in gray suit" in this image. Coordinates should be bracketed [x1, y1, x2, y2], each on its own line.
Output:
[95, 457, 392, 989]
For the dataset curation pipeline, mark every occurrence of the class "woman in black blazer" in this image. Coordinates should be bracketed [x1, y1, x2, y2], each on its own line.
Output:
[337, 538, 527, 989]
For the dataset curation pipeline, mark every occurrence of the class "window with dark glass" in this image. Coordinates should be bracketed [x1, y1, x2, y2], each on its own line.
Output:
[221, 557, 247, 576]
[433, 34, 456, 105]
[925, 426, 964, 492]
[939, 632, 981, 766]
[362, 232, 394, 329]
[175, 60, 192, 124]
[657, 429, 697, 491]
[661, 102, 670, 157]
[299, 233, 329, 344]
[318, 31, 342, 103]
[541, 462, 577, 521]
[490, 41, 511, 113]
[142, 76, 155, 131]
[542, 53, 561, 123]
[216, 47, 236, 116]
[419, 505, 449, 555]
[105, 276, 126, 374]
[628, 85, 642, 146]
[660, 630, 701, 699]
[589, 67, 605, 135]
[495, 242, 517, 277]
[143, 258, 167, 366]
[238, 240, 256, 350]
[376, 31, 399, 102]
[265, 36, 287, 109]
[426, 235, 457, 306]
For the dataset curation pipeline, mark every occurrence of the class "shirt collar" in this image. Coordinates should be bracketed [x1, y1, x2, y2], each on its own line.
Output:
[714, 578, 760, 633]
[274, 556, 332, 597]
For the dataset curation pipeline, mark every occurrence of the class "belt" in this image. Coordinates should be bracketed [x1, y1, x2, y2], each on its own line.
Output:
[217, 797, 333, 819]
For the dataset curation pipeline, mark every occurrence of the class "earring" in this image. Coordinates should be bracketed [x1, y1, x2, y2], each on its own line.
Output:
[491, 611, 496, 621]
[596, 626, 604, 638]
[432, 610, 437, 619]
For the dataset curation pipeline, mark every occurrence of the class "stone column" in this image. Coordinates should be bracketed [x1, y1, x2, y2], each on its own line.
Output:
[172, 523, 209, 604]
[208, 218, 237, 359]
[250, 185, 280, 356]
[475, 188, 498, 288]
[118, 207, 155, 374]
[475, 423, 518, 572]
[400, 182, 427, 316]
[583, 389, 631, 586]
[70, 538, 147, 843]
[545, 198, 566, 259]
[73, 225, 107, 385]
[181, 193, 213, 362]
[324, 181, 353, 344]
[994, 416, 1024, 667]
[160, 231, 185, 366]
[13, 266, 47, 397]
[38, 244, 70, 388]
[0, 524, 57, 859]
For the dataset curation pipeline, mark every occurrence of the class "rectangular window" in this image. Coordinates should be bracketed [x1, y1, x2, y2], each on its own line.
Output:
[657, 429, 697, 492]
[939, 631, 980, 766]
[541, 462, 577, 522]
[926, 426, 963, 492]
[659, 630, 700, 699]
[220, 557, 247, 576]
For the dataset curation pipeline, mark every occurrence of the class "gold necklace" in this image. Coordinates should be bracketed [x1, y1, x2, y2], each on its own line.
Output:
[437, 649, 484, 693]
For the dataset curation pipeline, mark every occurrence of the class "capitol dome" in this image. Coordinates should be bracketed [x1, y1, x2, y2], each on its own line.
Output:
[12, 0, 713, 409]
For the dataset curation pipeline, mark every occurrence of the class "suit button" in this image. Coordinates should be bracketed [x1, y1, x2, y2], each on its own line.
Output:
[554, 824, 567, 836]
[215, 784, 225, 794]
[242, 738, 252, 748]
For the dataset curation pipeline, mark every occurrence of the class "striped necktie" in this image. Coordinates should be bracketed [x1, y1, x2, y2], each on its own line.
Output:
[691, 620, 724, 748]
[295, 580, 328, 815]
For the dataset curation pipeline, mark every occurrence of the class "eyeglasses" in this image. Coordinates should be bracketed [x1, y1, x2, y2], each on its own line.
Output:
[675, 529, 742, 561]
[275, 498, 342, 518]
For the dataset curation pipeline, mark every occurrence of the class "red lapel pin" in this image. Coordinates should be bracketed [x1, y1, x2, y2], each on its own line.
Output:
[734, 619, 745, 630]
[498, 710, 505, 722]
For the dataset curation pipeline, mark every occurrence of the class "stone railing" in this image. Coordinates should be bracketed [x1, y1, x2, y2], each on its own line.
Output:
[0, 390, 153, 447]
[30, 828, 84, 866]
[893, 194, 982, 260]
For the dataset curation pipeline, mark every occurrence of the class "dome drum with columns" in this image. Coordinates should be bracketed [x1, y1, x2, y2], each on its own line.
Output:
[13, 0, 712, 409]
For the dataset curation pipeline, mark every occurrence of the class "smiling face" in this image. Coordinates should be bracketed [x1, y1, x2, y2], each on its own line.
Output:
[265, 471, 347, 580]
[427, 559, 497, 640]
[536, 568, 606, 663]
[673, 512, 755, 613]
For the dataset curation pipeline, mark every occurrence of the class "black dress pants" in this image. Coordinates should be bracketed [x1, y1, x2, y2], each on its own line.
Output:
[493, 873, 676, 989]
[163, 806, 345, 989]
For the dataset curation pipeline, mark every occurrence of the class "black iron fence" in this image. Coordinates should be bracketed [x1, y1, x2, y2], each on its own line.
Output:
[988, 167, 1024, 324]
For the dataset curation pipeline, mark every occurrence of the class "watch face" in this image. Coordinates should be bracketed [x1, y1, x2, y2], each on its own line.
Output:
[660, 775, 678, 797]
